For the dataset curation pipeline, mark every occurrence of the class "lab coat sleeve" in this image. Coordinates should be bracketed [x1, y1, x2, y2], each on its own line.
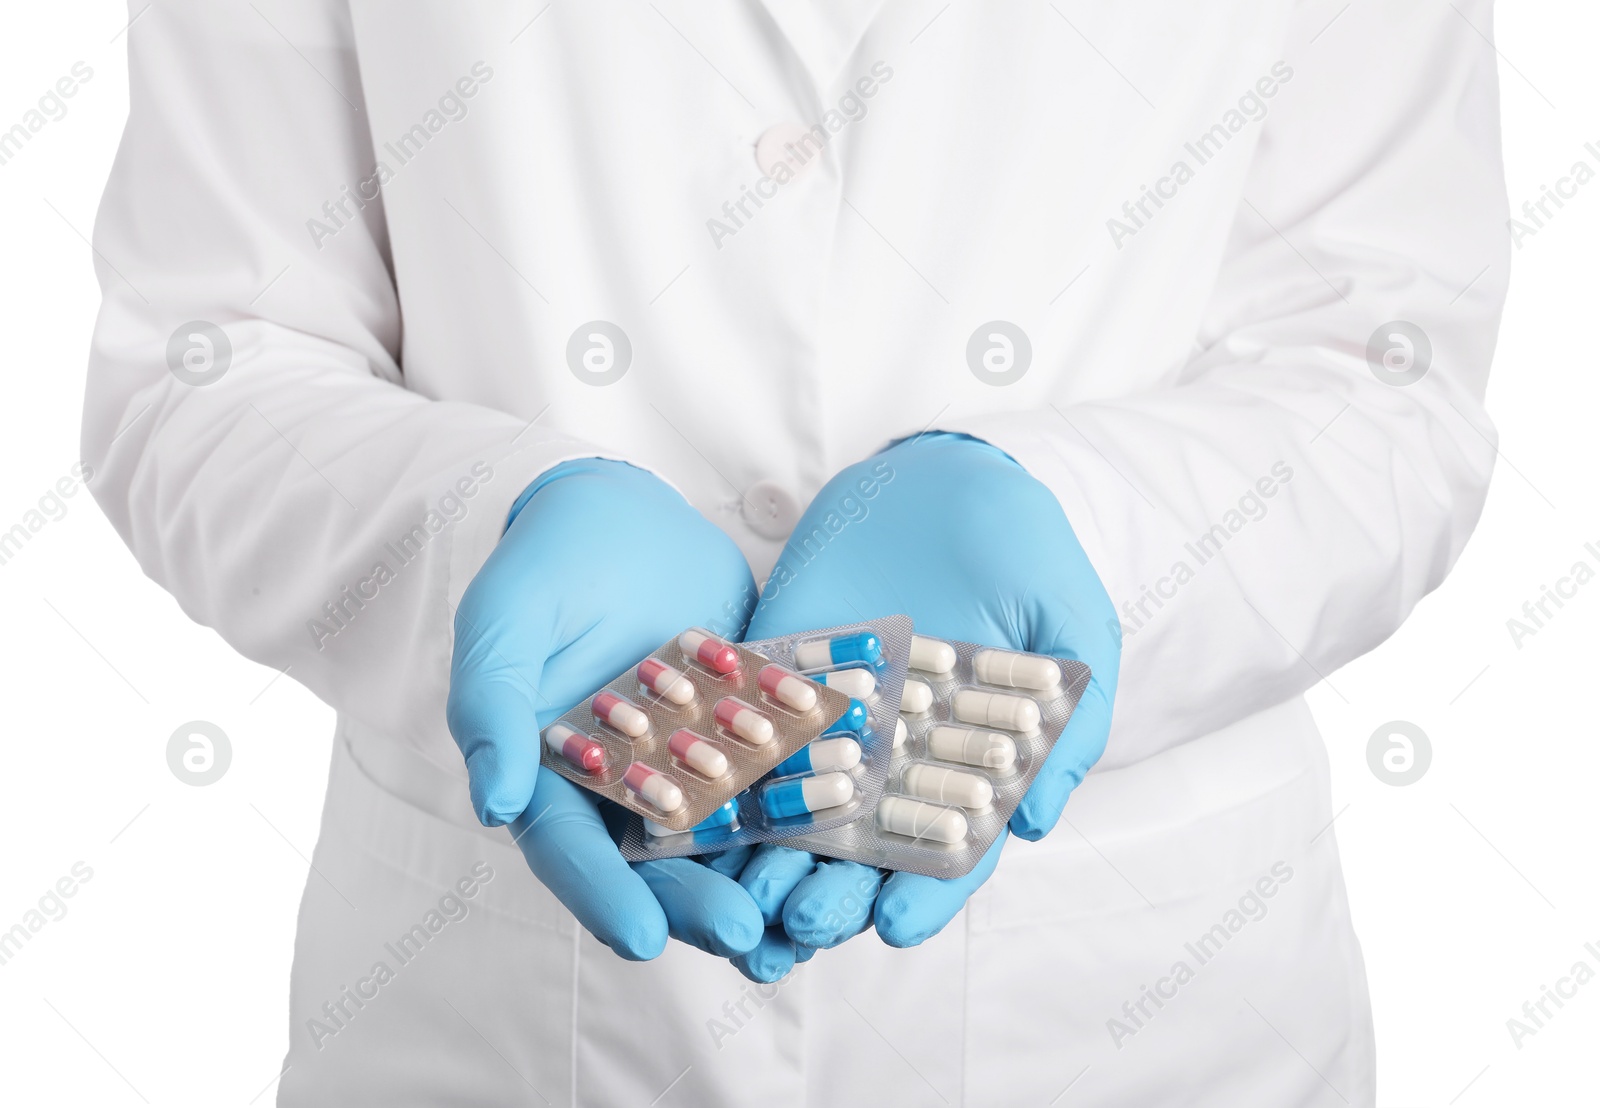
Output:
[82, 1, 626, 737]
[942, 1, 1510, 768]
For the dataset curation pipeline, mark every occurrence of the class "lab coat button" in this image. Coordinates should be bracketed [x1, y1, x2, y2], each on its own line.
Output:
[754, 122, 821, 181]
[742, 480, 800, 539]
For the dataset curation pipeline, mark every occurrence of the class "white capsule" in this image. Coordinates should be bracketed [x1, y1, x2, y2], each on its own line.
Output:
[876, 795, 968, 844]
[822, 668, 876, 699]
[901, 763, 994, 809]
[973, 648, 1061, 692]
[909, 635, 957, 674]
[818, 736, 862, 771]
[759, 664, 819, 712]
[952, 688, 1040, 731]
[900, 678, 933, 715]
[792, 640, 831, 670]
[892, 716, 908, 750]
[927, 725, 1018, 771]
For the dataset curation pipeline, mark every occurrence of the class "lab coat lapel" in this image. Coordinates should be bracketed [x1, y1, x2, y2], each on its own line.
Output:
[755, 0, 893, 91]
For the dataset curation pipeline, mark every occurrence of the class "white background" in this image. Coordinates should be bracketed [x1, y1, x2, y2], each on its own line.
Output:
[1, 3, 1595, 1105]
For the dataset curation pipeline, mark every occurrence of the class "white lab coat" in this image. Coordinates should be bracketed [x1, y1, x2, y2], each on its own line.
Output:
[85, 1, 1508, 1104]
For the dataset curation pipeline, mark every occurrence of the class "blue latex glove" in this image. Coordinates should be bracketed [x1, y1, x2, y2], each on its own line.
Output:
[730, 433, 1119, 979]
[448, 458, 764, 961]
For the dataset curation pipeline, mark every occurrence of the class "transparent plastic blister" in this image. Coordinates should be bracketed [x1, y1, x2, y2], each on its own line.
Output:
[778, 635, 1092, 878]
[617, 616, 915, 860]
[538, 628, 851, 830]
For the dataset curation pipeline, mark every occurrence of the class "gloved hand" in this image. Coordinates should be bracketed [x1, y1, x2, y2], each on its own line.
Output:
[448, 457, 764, 961]
[728, 432, 1119, 981]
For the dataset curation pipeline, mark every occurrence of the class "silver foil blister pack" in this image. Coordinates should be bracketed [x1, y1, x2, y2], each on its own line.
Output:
[617, 616, 914, 860]
[778, 635, 1092, 878]
[538, 628, 851, 830]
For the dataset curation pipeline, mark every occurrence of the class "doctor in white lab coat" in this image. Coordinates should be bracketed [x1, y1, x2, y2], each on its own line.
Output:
[84, 1, 1509, 1104]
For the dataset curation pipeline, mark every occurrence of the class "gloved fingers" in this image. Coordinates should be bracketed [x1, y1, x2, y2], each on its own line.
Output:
[633, 857, 765, 958]
[874, 830, 1007, 948]
[782, 860, 883, 949]
[738, 844, 822, 927]
[1010, 675, 1113, 840]
[731, 926, 798, 983]
[701, 844, 756, 881]
[510, 774, 668, 961]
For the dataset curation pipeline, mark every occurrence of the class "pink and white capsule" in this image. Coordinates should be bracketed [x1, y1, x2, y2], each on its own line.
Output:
[668, 729, 729, 778]
[679, 629, 740, 674]
[622, 761, 683, 813]
[714, 697, 774, 745]
[543, 724, 607, 774]
[636, 657, 695, 705]
[758, 664, 818, 712]
[592, 691, 648, 737]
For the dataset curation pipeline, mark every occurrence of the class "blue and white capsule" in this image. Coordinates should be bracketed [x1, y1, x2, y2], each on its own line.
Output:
[773, 737, 862, 777]
[823, 698, 870, 737]
[644, 798, 739, 838]
[794, 632, 884, 671]
[758, 771, 855, 819]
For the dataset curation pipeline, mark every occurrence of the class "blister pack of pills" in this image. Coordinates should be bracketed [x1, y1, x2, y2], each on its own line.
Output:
[777, 635, 1092, 878]
[538, 628, 852, 831]
[616, 616, 915, 860]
